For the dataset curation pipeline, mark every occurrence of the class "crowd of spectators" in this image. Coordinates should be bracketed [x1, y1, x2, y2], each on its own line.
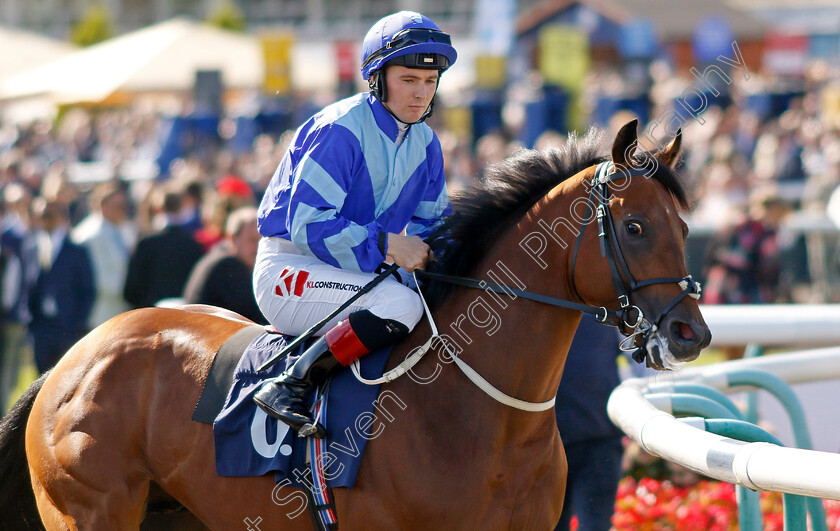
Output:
[0, 114, 289, 409]
[3, 50, 840, 531]
[628, 59, 840, 304]
[2, 56, 840, 412]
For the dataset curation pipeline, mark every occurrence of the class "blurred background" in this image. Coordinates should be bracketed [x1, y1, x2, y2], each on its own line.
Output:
[5, 4, 840, 527]
[2, 0, 840, 405]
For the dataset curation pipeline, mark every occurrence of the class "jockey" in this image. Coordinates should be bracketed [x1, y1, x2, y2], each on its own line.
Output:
[252, 11, 457, 437]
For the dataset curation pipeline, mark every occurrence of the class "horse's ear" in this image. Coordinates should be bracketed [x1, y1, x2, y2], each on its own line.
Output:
[611, 119, 639, 168]
[656, 129, 682, 168]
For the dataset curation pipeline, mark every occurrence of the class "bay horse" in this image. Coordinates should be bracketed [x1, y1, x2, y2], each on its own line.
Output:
[0, 120, 710, 530]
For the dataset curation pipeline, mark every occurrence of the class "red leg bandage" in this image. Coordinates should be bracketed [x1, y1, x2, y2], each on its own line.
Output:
[325, 319, 370, 366]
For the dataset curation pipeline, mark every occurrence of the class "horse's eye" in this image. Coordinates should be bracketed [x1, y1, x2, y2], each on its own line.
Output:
[626, 221, 644, 236]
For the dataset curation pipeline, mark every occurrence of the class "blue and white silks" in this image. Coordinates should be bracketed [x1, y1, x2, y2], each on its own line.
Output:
[257, 93, 451, 273]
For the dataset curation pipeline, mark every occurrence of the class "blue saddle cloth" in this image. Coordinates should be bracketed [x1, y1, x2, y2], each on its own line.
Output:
[212, 332, 391, 488]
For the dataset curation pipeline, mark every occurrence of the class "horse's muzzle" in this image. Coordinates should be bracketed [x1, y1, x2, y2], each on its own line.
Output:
[648, 313, 711, 369]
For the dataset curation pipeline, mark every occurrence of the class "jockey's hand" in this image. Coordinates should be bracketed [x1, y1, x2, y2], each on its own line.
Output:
[386, 233, 433, 272]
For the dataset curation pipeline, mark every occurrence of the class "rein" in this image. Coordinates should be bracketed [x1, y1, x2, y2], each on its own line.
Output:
[349, 161, 701, 411]
[414, 270, 620, 322]
[416, 162, 700, 364]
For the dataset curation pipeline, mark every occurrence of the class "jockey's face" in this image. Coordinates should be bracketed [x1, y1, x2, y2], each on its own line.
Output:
[381, 65, 439, 124]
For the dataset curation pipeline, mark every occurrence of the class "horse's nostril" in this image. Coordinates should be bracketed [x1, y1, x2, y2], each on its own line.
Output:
[674, 323, 694, 341]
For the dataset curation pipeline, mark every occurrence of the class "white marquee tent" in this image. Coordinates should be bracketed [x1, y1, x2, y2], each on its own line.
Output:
[0, 17, 475, 123]
[0, 18, 265, 106]
[0, 25, 76, 80]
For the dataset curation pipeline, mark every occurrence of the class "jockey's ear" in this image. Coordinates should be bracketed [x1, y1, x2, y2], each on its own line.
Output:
[656, 129, 682, 169]
[611, 119, 639, 170]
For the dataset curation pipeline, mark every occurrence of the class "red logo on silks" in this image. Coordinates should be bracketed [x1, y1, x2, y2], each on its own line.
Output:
[275, 268, 309, 297]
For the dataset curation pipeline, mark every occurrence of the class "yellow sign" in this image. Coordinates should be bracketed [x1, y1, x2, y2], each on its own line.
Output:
[822, 84, 840, 128]
[538, 25, 589, 92]
[261, 33, 294, 96]
[475, 55, 507, 89]
[443, 105, 472, 141]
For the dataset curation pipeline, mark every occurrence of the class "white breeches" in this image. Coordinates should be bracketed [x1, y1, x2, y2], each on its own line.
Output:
[253, 237, 423, 336]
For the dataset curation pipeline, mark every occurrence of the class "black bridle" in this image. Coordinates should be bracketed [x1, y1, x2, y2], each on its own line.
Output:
[418, 161, 701, 365]
[569, 161, 701, 362]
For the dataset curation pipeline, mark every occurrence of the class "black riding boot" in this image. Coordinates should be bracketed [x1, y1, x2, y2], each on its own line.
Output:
[253, 310, 409, 438]
[253, 336, 339, 438]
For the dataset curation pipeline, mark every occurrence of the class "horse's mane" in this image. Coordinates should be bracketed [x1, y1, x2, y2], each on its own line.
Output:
[424, 127, 688, 307]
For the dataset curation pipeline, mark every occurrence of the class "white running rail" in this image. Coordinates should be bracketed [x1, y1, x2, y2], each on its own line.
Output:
[608, 341, 840, 499]
[699, 304, 840, 347]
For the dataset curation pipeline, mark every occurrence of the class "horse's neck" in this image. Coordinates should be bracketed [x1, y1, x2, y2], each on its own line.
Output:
[412, 182, 585, 436]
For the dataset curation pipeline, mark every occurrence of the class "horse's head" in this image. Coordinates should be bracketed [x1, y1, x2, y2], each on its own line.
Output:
[564, 120, 711, 369]
[427, 120, 709, 370]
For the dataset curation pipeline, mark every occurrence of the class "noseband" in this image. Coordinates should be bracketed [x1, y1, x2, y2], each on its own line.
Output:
[570, 161, 701, 363]
[418, 161, 700, 365]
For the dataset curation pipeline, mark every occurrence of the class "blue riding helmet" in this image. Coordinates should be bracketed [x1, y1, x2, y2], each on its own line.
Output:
[360, 11, 458, 80]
